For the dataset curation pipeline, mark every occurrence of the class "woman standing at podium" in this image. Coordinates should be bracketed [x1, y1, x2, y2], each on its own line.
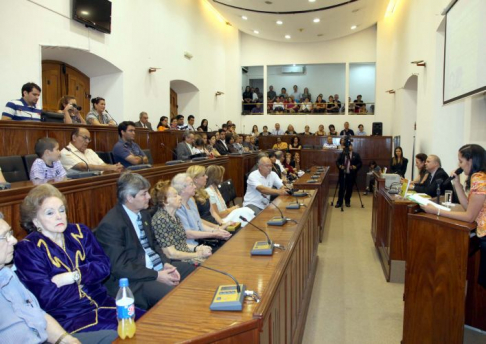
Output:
[421, 144, 486, 287]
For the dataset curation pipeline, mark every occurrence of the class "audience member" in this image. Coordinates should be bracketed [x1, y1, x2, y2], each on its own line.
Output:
[411, 153, 429, 184]
[285, 124, 297, 135]
[172, 173, 231, 250]
[0, 170, 6, 183]
[242, 86, 253, 113]
[208, 135, 221, 157]
[254, 87, 263, 103]
[269, 151, 283, 179]
[86, 97, 116, 126]
[390, 146, 408, 177]
[315, 124, 326, 136]
[249, 152, 269, 173]
[134, 111, 153, 130]
[150, 180, 212, 264]
[157, 116, 169, 131]
[243, 157, 288, 215]
[30, 138, 67, 181]
[250, 136, 259, 149]
[289, 136, 302, 150]
[301, 125, 313, 135]
[187, 115, 196, 131]
[214, 129, 229, 155]
[314, 95, 326, 113]
[233, 135, 245, 154]
[300, 97, 313, 113]
[328, 124, 338, 135]
[193, 137, 209, 156]
[170, 117, 178, 129]
[301, 87, 311, 103]
[176, 131, 196, 161]
[15, 184, 132, 338]
[2, 82, 42, 121]
[272, 123, 284, 135]
[260, 125, 271, 136]
[354, 95, 366, 111]
[251, 102, 264, 114]
[294, 152, 301, 171]
[335, 144, 362, 208]
[272, 137, 288, 150]
[279, 88, 288, 98]
[356, 124, 367, 136]
[412, 155, 452, 196]
[286, 96, 298, 113]
[176, 114, 187, 130]
[364, 161, 381, 195]
[323, 136, 337, 149]
[273, 97, 285, 113]
[198, 118, 208, 132]
[0, 211, 119, 344]
[226, 133, 238, 154]
[61, 128, 123, 172]
[112, 121, 148, 167]
[251, 125, 259, 136]
[58, 95, 86, 124]
[340, 121, 355, 136]
[291, 85, 301, 102]
[96, 173, 194, 310]
[326, 95, 339, 113]
[267, 86, 277, 103]
[334, 94, 342, 110]
[348, 96, 355, 112]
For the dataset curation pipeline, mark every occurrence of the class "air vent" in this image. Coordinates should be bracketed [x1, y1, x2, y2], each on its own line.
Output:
[282, 66, 305, 74]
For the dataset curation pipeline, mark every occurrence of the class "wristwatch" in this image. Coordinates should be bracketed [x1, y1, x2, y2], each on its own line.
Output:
[72, 270, 81, 284]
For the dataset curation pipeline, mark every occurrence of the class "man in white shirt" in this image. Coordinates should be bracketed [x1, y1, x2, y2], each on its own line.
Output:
[60, 127, 124, 172]
[291, 85, 301, 102]
[323, 136, 337, 149]
[243, 157, 289, 215]
[356, 124, 367, 136]
[271, 123, 285, 135]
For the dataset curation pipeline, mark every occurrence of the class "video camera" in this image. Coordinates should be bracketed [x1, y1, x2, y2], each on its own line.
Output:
[343, 135, 353, 148]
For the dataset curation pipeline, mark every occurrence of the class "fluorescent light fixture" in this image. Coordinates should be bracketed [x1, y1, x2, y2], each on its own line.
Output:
[254, 30, 259, 34]
[285, 35, 291, 39]
[242, 16, 248, 20]
[313, 18, 320, 23]
[309, 0, 316, 2]
[276, 20, 283, 25]
[81, 10, 89, 15]
[351, 25, 357, 30]
[385, 0, 398, 17]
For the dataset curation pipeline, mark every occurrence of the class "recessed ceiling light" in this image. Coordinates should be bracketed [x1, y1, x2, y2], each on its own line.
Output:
[242, 16, 248, 20]
[285, 35, 291, 39]
[254, 30, 260, 34]
[351, 25, 357, 30]
[309, 0, 316, 2]
[81, 10, 89, 15]
[276, 20, 283, 25]
[313, 18, 320, 23]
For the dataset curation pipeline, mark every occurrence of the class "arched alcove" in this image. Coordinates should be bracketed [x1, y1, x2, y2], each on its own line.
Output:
[401, 74, 418, 180]
[170, 80, 200, 120]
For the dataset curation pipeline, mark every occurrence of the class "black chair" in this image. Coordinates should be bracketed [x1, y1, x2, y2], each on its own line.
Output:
[218, 179, 237, 206]
[23, 154, 38, 176]
[243, 172, 251, 195]
[0, 156, 29, 182]
[95, 151, 113, 165]
[143, 149, 154, 165]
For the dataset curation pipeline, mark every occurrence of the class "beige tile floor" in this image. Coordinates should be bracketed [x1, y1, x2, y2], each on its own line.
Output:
[302, 191, 486, 344]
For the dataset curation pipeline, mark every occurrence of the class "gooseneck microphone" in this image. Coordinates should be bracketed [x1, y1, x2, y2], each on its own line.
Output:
[240, 216, 271, 245]
[267, 202, 288, 226]
[65, 147, 90, 171]
[160, 143, 183, 165]
[240, 216, 285, 255]
[443, 167, 463, 185]
[199, 265, 241, 293]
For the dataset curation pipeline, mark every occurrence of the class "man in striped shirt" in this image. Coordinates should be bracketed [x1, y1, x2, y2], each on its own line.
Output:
[2, 82, 42, 121]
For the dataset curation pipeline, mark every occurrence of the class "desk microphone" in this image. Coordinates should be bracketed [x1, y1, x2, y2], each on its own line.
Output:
[443, 167, 463, 185]
[436, 179, 443, 203]
[286, 195, 306, 209]
[160, 143, 184, 165]
[199, 265, 260, 311]
[267, 202, 288, 226]
[105, 110, 118, 125]
[240, 216, 285, 255]
[65, 147, 90, 171]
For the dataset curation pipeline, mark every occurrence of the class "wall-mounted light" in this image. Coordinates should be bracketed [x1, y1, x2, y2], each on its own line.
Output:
[148, 68, 161, 73]
[386, 89, 396, 94]
[411, 60, 426, 67]
[184, 52, 193, 60]
[215, 91, 225, 96]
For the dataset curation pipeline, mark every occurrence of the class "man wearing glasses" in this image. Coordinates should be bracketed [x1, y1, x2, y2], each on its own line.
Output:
[60, 127, 124, 172]
[112, 121, 149, 168]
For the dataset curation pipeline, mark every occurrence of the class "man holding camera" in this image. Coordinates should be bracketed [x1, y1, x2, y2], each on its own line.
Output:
[336, 142, 362, 208]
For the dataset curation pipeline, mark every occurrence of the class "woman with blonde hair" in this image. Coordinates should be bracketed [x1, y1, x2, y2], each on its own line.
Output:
[205, 165, 255, 225]
[150, 180, 212, 264]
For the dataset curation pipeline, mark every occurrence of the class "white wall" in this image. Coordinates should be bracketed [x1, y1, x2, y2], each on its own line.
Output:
[349, 63, 376, 103]
[375, 0, 486, 173]
[236, 26, 381, 135]
[0, 0, 240, 126]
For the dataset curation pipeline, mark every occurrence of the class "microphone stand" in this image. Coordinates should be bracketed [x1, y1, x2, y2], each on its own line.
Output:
[65, 147, 90, 171]
[240, 216, 285, 255]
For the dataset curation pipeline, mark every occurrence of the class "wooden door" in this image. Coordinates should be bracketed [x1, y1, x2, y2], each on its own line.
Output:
[42, 63, 62, 112]
[65, 66, 90, 117]
[170, 88, 178, 119]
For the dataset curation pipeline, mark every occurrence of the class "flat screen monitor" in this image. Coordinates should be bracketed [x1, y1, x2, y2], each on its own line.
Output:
[73, 0, 112, 34]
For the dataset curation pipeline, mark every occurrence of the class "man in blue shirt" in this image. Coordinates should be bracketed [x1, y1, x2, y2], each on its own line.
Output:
[112, 121, 148, 167]
[2, 82, 42, 121]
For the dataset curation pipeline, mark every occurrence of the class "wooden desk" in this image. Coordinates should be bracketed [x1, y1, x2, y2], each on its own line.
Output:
[403, 212, 486, 342]
[293, 166, 330, 242]
[116, 191, 320, 343]
[227, 152, 259, 197]
[1, 158, 229, 240]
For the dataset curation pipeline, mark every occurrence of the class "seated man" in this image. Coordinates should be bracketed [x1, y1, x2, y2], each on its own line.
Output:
[214, 129, 230, 155]
[243, 157, 288, 215]
[176, 114, 187, 130]
[340, 121, 355, 136]
[112, 121, 148, 168]
[411, 154, 452, 197]
[95, 173, 195, 310]
[356, 124, 367, 136]
[2, 82, 42, 121]
[176, 131, 195, 161]
[134, 111, 153, 131]
[323, 136, 337, 149]
[61, 127, 123, 172]
[0, 212, 116, 344]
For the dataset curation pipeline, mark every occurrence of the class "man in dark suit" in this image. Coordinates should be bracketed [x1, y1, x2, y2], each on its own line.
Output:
[336, 144, 362, 208]
[134, 111, 154, 131]
[214, 129, 229, 155]
[95, 173, 195, 310]
[412, 154, 451, 197]
[176, 131, 195, 160]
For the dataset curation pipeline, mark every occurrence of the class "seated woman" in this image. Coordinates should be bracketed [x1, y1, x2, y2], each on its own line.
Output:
[301, 88, 312, 103]
[205, 165, 255, 224]
[172, 173, 232, 250]
[293, 152, 301, 172]
[260, 125, 271, 136]
[193, 137, 209, 156]
[58, 96, 86, 124]
[390, 146, 408, 177]
[207, 135, 221, 157]
[300, 97, 313, 113]
[151, 180, 212, 264]
[328, 124, 338, 135]
[314, 95, 326, 113]
[289, 136, 302, 150]
[85, 97, 116, 126]
[283, 152, 296, 175]
[285, 96, 298, 113]
[272, 137, 288, 150]
[157, 116, 169, 131]
[226, 134, 238, 153]
[251, 125, 259, 137]
[326, 95, 339, 113]
[198, 119, 209, 132]
[411, 153, 428, 184]
[250, 136, 259, 150]
[285, 124, 297, 135]
[421, 144, 486, 287]
[14, 184, 143, 337]
[170, 118, 178, 129]
[243, 135, 256, 152]
[314, 124, 326, 136]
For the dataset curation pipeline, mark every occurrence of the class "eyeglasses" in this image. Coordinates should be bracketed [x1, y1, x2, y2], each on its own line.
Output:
[78, 135, 92, 143]
[0, 230, 13, 241]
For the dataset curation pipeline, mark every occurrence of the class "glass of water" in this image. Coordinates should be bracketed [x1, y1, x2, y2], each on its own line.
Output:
[444, 190, 453, 206]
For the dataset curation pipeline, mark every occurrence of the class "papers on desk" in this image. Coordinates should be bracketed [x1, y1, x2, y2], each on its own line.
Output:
[406, 193, 451, 212]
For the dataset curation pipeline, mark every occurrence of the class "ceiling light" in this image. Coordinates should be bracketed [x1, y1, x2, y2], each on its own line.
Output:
[351, 25, 357, 30]
[81, 10, 89, 15]
[242, 16, 248, 20]
[276, 20, 283, 25]
[313, 18, 320, 23]
[253, 30, 259, 34]
[309, 0, 316, 2]
[285, 35, 291, 39]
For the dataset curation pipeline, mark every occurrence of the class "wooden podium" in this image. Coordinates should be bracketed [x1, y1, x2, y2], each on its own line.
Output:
[403, 212, 486, 343]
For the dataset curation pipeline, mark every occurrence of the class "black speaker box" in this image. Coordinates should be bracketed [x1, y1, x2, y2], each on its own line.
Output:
[372, 122, 383, 136]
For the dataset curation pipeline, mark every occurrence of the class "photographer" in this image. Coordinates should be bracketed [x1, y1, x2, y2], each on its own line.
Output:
[336, 142, 362, 208]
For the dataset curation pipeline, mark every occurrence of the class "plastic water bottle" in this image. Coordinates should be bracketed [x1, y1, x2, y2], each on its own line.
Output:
[116, 278, 136, 339]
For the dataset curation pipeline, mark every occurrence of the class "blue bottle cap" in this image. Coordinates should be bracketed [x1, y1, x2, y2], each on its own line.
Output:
[119, 278, 129, 287]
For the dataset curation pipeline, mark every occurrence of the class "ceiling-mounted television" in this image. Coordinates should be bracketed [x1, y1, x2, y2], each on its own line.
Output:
[73, 0, 112, 34]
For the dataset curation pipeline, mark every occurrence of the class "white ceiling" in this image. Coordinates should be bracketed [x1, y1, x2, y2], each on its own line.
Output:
[211, 0, 389, 42]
